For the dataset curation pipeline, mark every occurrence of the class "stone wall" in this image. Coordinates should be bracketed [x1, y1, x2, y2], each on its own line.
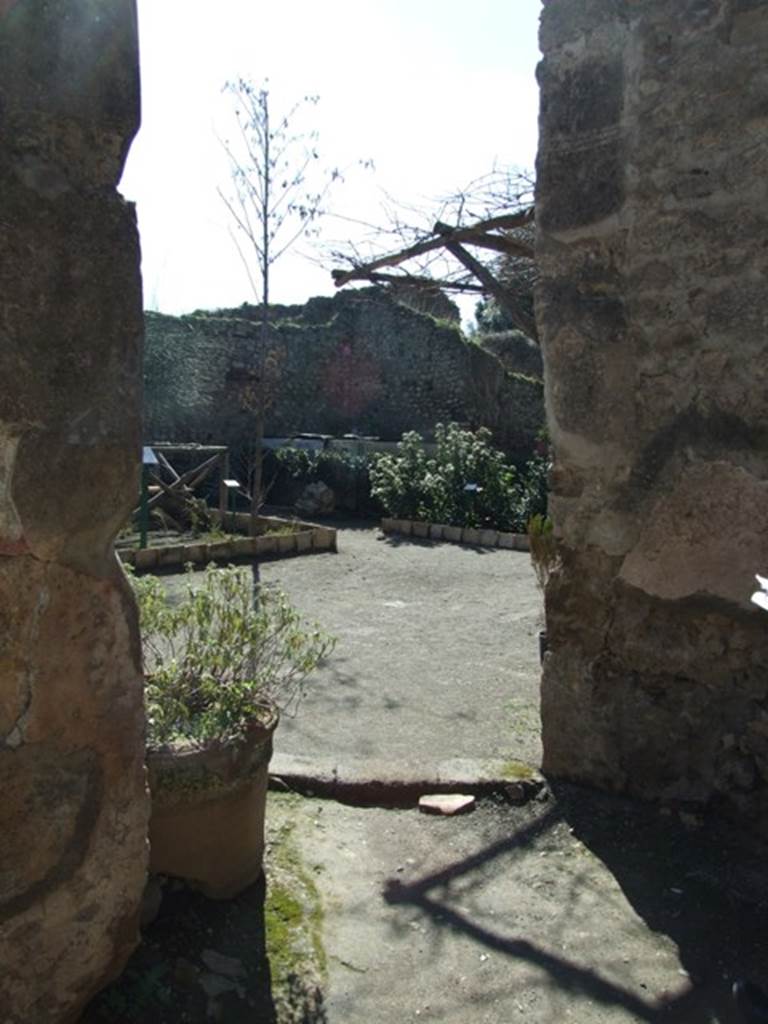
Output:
[0, 3, 149, 1021]
[144, 288, 544, 462]
[536, 0, 768, 826]
[476, 330, 544, 379]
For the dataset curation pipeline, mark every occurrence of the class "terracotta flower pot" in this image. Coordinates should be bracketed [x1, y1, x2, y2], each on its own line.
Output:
[146, 711, 278, 899]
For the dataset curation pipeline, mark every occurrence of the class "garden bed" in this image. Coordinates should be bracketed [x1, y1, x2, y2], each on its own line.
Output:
[117, 513, 336, 570]
[381, 517, 530, 551]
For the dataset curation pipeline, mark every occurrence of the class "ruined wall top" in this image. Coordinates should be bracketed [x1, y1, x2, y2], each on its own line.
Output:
[144, 287, 544, 461]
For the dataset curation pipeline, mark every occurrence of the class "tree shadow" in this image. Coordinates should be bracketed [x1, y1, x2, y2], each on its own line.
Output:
[265, 509, 379, 532]
[379, 785, 768, 1023]
[551, 781, 768, 1022]
[379, 533, 496, 554]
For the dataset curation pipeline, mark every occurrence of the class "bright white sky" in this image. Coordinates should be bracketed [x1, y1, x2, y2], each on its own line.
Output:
[121, 0, 542, 320]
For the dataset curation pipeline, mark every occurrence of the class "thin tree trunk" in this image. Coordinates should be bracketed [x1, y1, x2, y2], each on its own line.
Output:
[249, 403, 264, 536]
[250, 99, 270, 537]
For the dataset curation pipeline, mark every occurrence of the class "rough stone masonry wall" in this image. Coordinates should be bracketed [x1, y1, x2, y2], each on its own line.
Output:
[144, 288, 544, 462]
[536, 0, 768, 826]
[0, 3, 149, 1022]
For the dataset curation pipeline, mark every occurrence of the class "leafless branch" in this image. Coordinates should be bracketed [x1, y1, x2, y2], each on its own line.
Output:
[323, 163, 536, 333]
[324, 166, 538, 340]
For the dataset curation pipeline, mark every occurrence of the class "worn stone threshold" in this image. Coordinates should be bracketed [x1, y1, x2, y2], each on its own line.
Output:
[381, 517, 530, 551]
[268, 751, 545, 808]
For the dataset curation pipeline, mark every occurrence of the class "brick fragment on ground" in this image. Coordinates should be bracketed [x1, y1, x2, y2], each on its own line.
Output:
[418, 793, 475, 815]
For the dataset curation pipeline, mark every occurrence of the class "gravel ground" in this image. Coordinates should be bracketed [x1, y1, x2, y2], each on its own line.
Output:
[257, 522, 543, 771]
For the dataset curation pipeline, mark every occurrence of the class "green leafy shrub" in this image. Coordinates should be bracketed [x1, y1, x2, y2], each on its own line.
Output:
[273, 446, 320, 481]
[129, 564, 335, 747]
[274, 445, 371, 484]
[369, 422, 546, 531]
[186, 496, 218, 536]
[368, 431, 431, 522]
[271, 445, 380, 515]
[515, 452, 549, 524]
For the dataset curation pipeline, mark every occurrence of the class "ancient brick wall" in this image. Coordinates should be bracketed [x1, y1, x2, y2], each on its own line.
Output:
[144, 288, 544, 461]
[536, 0, 768, 824]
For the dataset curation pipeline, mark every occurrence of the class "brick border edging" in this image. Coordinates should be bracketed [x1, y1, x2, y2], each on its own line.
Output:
[380, 518, 530, 551]
[118, 514, 337, 570]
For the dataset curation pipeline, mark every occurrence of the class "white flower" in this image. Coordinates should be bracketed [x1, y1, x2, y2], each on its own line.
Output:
[751, 574, 768, 612]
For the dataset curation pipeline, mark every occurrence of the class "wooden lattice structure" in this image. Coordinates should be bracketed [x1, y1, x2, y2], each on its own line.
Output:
[135, 443, 233, 523]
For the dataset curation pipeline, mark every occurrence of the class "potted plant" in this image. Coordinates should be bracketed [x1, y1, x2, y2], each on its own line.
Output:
[527, 514, 560, 663]
[129, 563, 334, 898]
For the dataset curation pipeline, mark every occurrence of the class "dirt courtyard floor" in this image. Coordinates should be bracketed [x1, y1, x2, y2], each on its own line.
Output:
[86, 524, 768, 1023]
[84, 783, 768, 1024]
[259, 522, 544, 772]
[271, 786, 768, 1024]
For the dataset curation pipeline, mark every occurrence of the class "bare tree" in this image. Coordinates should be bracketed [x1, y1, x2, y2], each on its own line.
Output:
[218, 79, 344, 530]
[327, 167, 538, 341]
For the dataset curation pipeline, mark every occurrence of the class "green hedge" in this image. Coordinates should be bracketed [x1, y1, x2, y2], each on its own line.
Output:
[369, 423, 548, 532]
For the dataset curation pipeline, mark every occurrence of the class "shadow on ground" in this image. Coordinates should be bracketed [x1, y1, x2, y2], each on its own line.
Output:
[377, 782, 768, 1023]
[82, 877, 278, 1023]
[553, 783, 768, 1023]
[378, 532, 496, 555]
[82, 870, 327, 1024]
[82, 783, 768, 1024]
[264, 510, 379, 533]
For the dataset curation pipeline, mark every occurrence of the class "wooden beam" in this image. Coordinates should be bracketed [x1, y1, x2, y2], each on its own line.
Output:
[149, 443, 228, 454]
[432, 223, 533, 259]
[443, 240, 537, 341]
[218, 450, 229, 523]
[133, 451, 222, 515]
[155, 449, 180, 482]
[363, 270, 486, 293]
[331, 207, 534, 288]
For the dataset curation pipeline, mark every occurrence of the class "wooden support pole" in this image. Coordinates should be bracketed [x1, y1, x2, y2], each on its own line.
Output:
[443, 238, 537, 340]
[155, 449, 180, 482]
[139, 465, 150, 549]
[219, 450, 229, 525]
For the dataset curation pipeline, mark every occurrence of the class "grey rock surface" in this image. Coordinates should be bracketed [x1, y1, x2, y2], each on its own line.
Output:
[0, 3, 149, 1022]
[536, 0, 768, 828]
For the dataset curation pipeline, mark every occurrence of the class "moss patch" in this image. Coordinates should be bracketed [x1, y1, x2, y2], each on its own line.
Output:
[265, 794, 327, 1021]
[82, 794, 327, 1024]
[500, 759, 538, 781]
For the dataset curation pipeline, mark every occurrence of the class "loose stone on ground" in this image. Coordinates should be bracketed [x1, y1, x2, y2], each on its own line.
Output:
[418, 793, 475, 815]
